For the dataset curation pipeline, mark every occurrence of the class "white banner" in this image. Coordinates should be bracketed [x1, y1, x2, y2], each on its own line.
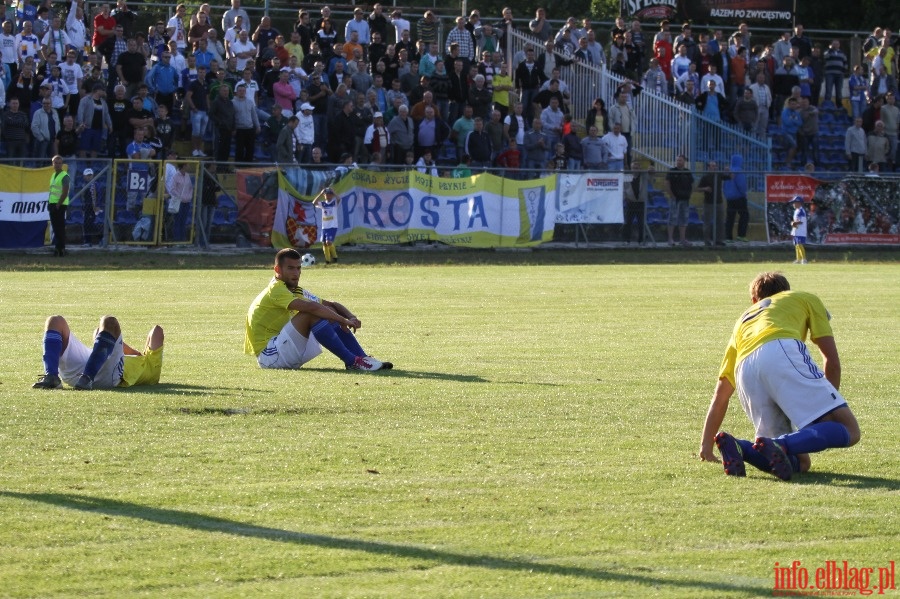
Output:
[0, 192, 48, 222]
[556, 173, 625, 224]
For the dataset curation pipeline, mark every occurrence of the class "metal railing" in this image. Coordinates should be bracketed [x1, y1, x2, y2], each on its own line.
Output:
[503, 25, 772, 185]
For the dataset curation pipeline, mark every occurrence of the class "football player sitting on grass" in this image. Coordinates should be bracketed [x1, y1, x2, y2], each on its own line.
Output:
[245, 248, 392, 372]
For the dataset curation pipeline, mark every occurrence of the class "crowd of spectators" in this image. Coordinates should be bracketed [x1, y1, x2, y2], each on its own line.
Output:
[0, 1, 897, 175]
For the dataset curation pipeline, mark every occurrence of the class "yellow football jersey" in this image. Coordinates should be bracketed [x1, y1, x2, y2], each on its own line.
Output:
[244, 278, 321, 356]
[718, 290, 833, 387]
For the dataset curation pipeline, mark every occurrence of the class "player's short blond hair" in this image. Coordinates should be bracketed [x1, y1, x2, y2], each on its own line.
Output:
[750, 272, 790, 300]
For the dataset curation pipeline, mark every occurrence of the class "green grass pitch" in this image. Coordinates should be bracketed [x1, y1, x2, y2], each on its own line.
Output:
[0, 250, 897, 598]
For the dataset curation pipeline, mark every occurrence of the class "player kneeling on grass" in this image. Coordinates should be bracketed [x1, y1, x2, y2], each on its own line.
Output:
[699, 272, 860, 481]
[245, 248, 392, 372]
[32, 316, 164, 390]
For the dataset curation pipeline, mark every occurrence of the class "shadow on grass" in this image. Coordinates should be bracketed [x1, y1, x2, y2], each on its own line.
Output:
[1, 491, 770, 595]
[347, 368, 494, 383]
[169, 406, 350, 417]
[121, 383, 272, 395]
[791, 472, 900, 490]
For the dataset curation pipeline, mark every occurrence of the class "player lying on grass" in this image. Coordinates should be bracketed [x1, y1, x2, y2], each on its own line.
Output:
[32, 316, 164, 390]
[245, 248, 392, 372]
[699, 272, 860, 481]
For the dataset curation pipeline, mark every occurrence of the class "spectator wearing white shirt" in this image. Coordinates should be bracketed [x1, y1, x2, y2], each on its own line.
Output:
[59, 50, 83, 112]
[65, 0, 86, 61]
[390, 10, 411, 45]
[748, 71, 772, 138]
[229, 28, 257, 72]
[601, 123, 628, 171]
[223, 15, 244, 56]
[700, 64, 726, 96]
[16, 20, 42, 64]
[42, 16, 72, 61]
[295, 102, 315, 162]
[1, 21, 20, 80]
[167, 4, 188, 55]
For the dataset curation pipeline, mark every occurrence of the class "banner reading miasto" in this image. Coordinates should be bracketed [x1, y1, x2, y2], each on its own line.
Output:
[0, 164, 55, 248]
[277, 169, 558, 248]
[622, 0, 792, 23]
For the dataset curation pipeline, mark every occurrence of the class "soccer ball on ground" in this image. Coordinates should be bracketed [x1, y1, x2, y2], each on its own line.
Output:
[301, 253, 317, 267]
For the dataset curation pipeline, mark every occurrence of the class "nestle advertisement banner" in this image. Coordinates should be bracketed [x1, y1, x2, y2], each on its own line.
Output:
[766, 174, 900, 245]
[622, 0, 792, 23]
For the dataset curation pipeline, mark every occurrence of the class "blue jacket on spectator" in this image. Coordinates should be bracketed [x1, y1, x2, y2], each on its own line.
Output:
[723, 154, 747, 200]
[146, 62, 179, 95]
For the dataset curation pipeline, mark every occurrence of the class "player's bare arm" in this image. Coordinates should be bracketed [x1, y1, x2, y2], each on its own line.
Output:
[323, 299, 361, 331]
[812, 335, 841, 390]
[699, 377, 735, 462]
[287, 297, 354, 328]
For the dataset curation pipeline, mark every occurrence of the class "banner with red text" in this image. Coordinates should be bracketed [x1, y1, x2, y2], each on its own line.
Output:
[621, 0, 792, 23]
[766, 174, 900, 245]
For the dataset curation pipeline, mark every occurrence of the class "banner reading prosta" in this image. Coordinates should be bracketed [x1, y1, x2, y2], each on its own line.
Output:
[276, 168, 558, 248]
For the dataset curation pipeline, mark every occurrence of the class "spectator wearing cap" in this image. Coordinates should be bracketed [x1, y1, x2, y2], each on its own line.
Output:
[364, 111, 390, 158]
[296, 102, 315, 163]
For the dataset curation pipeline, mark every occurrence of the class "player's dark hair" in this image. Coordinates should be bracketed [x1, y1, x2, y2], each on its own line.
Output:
[751, 272, 790, 300]
[275, 248, 302, 266]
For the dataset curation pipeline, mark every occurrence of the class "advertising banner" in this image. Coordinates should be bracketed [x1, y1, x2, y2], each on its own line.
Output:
[274, 168, 558, 249]
[0, 165, 54, 248]
[766, 174, 900, 245]
[622, 0, 792, 23]
[556, 173, 625, 224]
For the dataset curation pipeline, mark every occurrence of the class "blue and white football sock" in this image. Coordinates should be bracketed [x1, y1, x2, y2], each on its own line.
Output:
[776, 422, 851, 455]
[736, 438, 772, 472]
[311, 320, 357, 366]
[82, 331, 117, 379]
[331, 322, 366, 356]
[42, 330, 63, 376]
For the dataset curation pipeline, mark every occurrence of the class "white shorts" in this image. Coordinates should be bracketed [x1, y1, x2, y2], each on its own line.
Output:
[59, 332, 126, 388]
[257, 321, 322, 369]
[736, 338, 847, 438]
